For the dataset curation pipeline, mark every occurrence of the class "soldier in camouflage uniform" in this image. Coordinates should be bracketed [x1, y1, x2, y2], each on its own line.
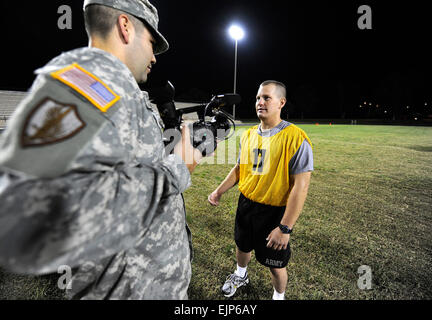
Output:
[0, 0, 202, 299]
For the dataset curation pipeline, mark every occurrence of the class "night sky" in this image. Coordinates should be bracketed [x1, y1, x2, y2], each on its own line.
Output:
[0, 0, 430, 119]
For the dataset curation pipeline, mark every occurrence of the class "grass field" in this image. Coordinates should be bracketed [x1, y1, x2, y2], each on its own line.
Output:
[1, 124, 431, 300]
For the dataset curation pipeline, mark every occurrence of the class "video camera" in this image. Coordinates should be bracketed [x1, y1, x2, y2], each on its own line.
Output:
[149, 81, 241, 156]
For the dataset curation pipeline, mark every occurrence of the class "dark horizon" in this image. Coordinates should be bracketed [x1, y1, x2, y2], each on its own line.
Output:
[0, 0, 430, 120]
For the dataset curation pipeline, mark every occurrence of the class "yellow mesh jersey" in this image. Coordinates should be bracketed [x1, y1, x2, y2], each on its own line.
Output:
[238, 123, 312, 207]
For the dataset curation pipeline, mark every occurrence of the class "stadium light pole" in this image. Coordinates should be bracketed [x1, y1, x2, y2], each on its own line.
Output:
[228, 24, 244, 121]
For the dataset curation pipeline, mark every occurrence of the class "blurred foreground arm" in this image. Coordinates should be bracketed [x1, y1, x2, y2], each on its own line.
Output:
[174, 124, 203, 174]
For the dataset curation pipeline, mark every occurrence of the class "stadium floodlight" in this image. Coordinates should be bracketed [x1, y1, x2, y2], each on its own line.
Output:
[229, 25, 245, 41]
[228, 24, 245, 121]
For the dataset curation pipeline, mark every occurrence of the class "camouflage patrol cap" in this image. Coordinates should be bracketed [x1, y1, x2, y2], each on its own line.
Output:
[83, 0, 169, 55]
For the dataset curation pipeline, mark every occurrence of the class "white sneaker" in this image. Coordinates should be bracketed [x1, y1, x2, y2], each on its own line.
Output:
[221, 271, 249, 297]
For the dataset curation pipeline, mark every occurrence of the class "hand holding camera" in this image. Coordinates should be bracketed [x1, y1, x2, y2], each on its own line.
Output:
[149, 81, 241, 157]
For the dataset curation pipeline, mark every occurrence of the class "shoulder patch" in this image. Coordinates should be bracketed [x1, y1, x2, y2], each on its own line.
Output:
[51, 63, 120, 112]
[22, 98, 85, 147]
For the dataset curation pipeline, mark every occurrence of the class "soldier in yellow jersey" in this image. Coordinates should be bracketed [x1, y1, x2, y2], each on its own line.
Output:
[208, 80, 313, 300]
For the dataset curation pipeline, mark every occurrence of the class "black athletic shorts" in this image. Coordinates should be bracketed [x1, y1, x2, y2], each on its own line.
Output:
[234, 193, 291, 268]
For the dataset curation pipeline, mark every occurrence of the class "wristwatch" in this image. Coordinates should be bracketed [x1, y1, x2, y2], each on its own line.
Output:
[279, 224, 293, 234]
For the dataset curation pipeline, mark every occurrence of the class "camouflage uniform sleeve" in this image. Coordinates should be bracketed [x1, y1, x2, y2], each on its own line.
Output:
[0, 73, 190, 275]
[161, 154, 191, 193]
[0, 161, 185, 275]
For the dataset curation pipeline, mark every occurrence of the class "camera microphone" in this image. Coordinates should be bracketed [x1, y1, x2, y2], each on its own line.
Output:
[206, 94, 241, 111]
